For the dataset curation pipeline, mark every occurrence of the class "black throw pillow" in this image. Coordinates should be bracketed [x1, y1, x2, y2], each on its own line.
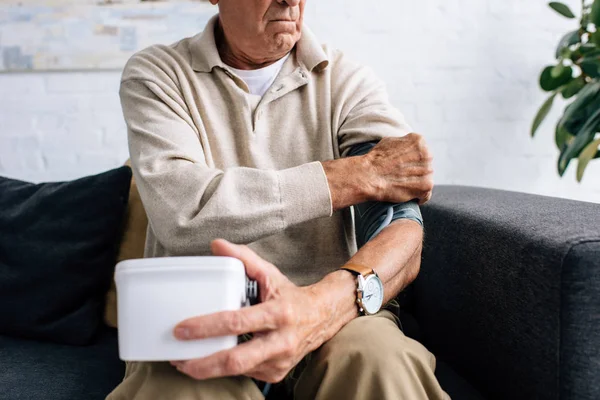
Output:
[0, 166, 131, 346]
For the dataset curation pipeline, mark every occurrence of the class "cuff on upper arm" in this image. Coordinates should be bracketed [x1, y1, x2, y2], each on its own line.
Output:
[390, 202, 423, 228]
[354, 201, 423, 248]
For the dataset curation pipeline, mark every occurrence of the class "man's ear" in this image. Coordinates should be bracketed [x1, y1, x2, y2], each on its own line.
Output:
[209, 0, 219, 5]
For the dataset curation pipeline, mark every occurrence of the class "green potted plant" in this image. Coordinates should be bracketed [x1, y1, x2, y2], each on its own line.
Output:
[532, 0, 600, 181]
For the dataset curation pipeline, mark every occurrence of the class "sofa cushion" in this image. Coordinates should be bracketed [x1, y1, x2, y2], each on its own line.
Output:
[104, 160, 148, 328]
[0, 167, 131, 345]
[0, 328, 125, 400]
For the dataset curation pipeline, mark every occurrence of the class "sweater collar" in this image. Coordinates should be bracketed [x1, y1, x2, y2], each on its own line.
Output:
[190, 14, 329, 74]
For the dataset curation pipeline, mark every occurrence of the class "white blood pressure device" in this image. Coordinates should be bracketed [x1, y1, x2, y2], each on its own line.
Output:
[115, 257, 257, 362]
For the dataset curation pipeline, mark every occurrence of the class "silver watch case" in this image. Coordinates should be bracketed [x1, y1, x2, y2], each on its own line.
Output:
[356, 270, 384, 316]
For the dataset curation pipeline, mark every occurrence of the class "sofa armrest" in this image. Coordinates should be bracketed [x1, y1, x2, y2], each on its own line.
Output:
[413, 186, 600, 400]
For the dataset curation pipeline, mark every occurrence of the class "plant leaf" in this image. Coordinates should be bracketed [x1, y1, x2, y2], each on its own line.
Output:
[549, 2, 577, 18]
[580, 43, 598, 54]
[580, 49, 600, 61]
[556, 30, 581, 58]
[562, 76, 586, 99]
[591, 30, 600, 46]
[558, 106, 600, 176]
[532, 94, 557, 137]
[578, 49, 600, 64]
[576, 137, 600, 181]
[558, 81, 600, 133]
[580, 60, 600, 77]
[556, 123, 574, 149]
[540, 65, 574, 91]
[551, 63, 566, 78]
[591, 0, 600, 26]
[571, 44, 599, 63]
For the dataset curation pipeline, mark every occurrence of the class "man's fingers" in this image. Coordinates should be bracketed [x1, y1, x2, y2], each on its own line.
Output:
[174, 303, 278, 340]
[177, 335, 271, 380]
[418, 191, 432, 205]
[211, 239, 277, 281]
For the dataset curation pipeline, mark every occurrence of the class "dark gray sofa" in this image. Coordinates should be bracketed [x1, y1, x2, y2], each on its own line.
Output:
[2, 185, 598, 400]
[411, 186, 600, 400]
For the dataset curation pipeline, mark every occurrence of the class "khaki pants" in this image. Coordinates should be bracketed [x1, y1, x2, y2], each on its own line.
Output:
[107, 310, 449, 400]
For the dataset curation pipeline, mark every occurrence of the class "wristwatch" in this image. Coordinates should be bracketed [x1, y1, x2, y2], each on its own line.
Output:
[341, 263, 384, 316]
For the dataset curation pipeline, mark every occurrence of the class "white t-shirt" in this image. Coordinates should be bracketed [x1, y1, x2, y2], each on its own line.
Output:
[229, 53, 290, 98]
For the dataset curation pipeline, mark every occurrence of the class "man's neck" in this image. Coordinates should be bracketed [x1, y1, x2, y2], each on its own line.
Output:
[215, 19, 288, 70]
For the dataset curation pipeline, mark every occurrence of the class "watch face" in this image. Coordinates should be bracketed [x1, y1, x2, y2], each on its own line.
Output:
[362, 274, 384, 315]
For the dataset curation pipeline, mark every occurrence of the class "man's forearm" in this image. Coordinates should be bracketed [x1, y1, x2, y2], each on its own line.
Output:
[321, 157, 374, 211]
[313, 219, 423, 341]
[347, 219, 423, 303]
[322, 135, 434, 211]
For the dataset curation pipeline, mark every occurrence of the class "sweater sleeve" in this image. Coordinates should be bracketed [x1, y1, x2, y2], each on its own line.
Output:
[330, 50, 413, 158]
[120, 78, 332, 255]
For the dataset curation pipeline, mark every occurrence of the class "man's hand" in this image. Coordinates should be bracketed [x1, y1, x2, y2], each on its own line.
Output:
[170, 239, 346, 383]
[322, 133, 434, 210]
[365, 134, 434, 205]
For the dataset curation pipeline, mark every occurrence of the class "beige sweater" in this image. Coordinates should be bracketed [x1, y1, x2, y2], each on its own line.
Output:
[120, 16, 411, 286]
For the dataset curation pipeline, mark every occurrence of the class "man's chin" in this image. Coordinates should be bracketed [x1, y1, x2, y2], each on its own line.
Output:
[272, 31, 301, 52]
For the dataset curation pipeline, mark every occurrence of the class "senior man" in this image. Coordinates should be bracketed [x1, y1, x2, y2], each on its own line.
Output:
[109, 0, 448, 399]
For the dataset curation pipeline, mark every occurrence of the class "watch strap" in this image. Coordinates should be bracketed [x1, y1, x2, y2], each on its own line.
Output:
[341, 263, 374, 278]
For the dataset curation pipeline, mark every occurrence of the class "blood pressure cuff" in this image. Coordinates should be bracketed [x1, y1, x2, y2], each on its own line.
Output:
[347, 142, 423, 248]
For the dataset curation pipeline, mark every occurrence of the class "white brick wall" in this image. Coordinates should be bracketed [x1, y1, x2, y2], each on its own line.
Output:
[1, 0, 599, 203]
